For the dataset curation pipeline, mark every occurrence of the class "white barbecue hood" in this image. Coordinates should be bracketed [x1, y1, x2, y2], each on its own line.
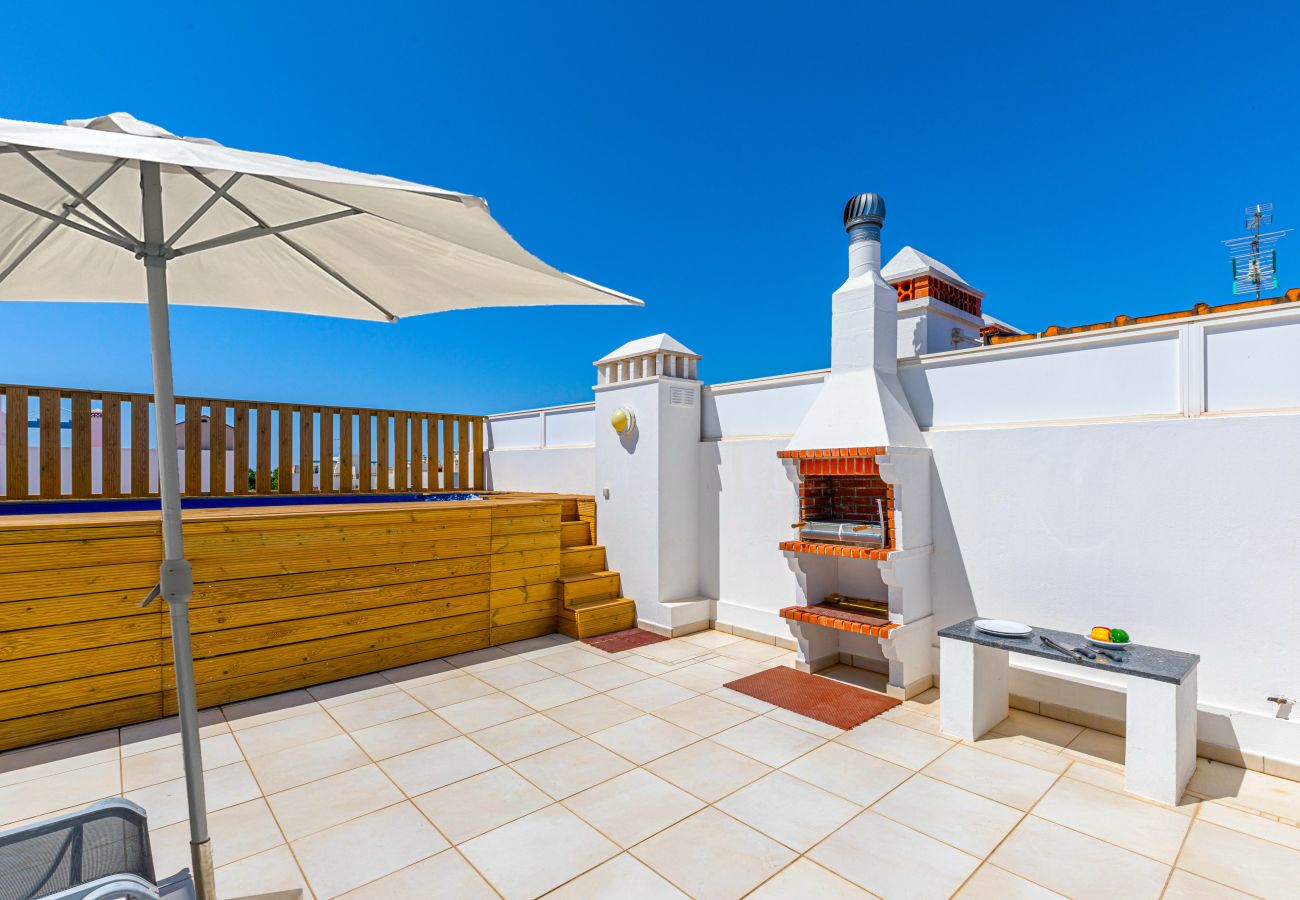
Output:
[788, 193, 925, 451]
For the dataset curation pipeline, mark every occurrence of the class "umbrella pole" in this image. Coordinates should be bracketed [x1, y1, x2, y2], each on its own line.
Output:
[141, 161, 216, 900]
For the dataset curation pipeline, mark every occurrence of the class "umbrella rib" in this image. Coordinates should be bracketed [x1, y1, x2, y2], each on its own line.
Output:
[0, 188, 136, 252]
[11, 146, 138, 243]
[0, 158, 130, 287]
[164, 172, 243, 250]
[170, 208, 362, 257]
[183, 168, 397, 321]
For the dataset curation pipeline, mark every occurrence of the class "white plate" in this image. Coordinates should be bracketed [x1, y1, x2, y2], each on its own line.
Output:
[1087, 637, 1131, 649]
[974, 619, 1032, 637]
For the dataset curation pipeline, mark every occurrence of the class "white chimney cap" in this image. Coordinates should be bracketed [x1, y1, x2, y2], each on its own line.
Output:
[882, 246, 980, 294]
[595, 332, 699, 364]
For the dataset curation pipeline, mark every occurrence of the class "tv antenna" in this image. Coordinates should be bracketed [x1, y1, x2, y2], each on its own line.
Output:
[1223, 203, 1289, 299]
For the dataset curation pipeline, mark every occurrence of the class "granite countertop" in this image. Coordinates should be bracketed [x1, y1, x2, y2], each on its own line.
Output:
[937, 617, 1199, 685]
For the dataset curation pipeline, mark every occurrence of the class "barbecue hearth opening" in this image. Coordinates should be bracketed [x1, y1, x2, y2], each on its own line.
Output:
[784, 449, 895, 551]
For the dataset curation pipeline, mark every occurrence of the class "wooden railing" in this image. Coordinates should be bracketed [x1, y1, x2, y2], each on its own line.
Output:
[0, 383, 487, 501]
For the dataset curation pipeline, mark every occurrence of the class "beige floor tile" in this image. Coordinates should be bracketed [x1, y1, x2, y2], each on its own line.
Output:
[459, 804, 618, 899]
[506, 674, 597, 711]
[121, 731, 244, 791]
[467, 713, 578, 762]
[619, 653, 683, 676]
[878, 705, 944, 735]
[125, 761, 261, 829]
[405, 673, 496, 710]
[1063, 727, 1126, 768]
[213, 845, 310, 899]
[546, 852, 688, 899]
[501, 633, 572, 656]
[706, 655, 769, 676]
[708, 686, 776, 714]
[956, 863, 1064, 898]
[149, 797, 284, 877]
[644, 739, 772, 803]
[247, 733, 370, 794]
[222, 689, 319, 731]
[1162, 868, 1255, 899]
[380, 657, 457, 688]
[837, 717, 954, 769]
[1065, 758, 1201, 818]
[747, 857, 875, 898]
[764, 707, 844, 739]
[0, 759, 120, 827]
[379, 736, 499, 796]
[413, 766, 551, 844]
[634, 640, 711, 664]
[809, 810, 980, 898]
[712, 640, 789, 663]
[268, 763, 404, 840]
[293, 801, 448, 898]
[712, 716, 824, 767]
[534, 646, 610, 674]
[903, 686, 942, 716]
[659, 661, 741, 693]
[1188, 759, 1300, 820]
[1199, 800, 1300, 850]
[678, 630, 744, 650]
[589, 714, 699, 764]
[510, 738, 634, 799]
[564, 769, 704, 847]
[989, 709, 1084, 750]
[120, 708, 230, 754]
[308, 672, 399, 707]
[991, 816, 1169, 899]
[631, 807, 796, 900]
[718, 771, 861, 852]
[545, 694, 645, 735]
[565, 661, 649, 691]
[782, 741, 910, 807]
[922, 744, 1059, 811]
[233, 709, 343, 759]
[1033, 776, 1190, 864]
[655, 694, 755, 736]
[964, 732, 1072, 774]
[326, 691, 426, 732]
[608, 677, 698, 712]
[338, 848, 497, 899]
[473, 659, 558, 690]
[0, 730, 119, 790]
[1177, 819, 1300, 898]
[445, 645, 515, 671]
[872, 774, 1024, 858]
[435, 692, 533, 732]
[348, 711, 458, 760]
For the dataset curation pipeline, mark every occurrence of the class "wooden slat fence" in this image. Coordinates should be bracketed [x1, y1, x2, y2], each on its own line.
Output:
[0, 383, 488, 502]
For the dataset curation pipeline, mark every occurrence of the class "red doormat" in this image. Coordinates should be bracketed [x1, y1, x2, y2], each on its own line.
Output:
[582, 628, 670, 653]
[723, 666, 900, 729]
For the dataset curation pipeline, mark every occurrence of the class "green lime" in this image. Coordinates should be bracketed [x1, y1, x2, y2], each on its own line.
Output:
[1109, 628, 1129, 643]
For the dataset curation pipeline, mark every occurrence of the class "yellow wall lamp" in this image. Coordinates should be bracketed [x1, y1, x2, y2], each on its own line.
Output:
[610, 405, 636, 436]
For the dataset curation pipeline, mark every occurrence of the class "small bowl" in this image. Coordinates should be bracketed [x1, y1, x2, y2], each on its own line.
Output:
[1087, 637, 1131, 649]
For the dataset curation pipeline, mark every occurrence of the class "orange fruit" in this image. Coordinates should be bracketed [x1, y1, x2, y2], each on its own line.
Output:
[1090, 626, 1111, 642]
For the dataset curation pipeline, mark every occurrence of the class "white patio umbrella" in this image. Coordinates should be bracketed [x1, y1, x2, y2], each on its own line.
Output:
[0, 112, 642, 899]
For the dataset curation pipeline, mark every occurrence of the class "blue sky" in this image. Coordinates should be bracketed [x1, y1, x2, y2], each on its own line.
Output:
[2, 1, 1296, 415]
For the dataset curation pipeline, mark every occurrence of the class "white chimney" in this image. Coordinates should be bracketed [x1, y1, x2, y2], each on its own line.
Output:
[788, 193, 924, 451]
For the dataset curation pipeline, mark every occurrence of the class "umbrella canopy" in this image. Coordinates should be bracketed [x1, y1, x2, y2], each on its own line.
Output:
[0, 112, 641, 900]
[0, 111, 642, 315]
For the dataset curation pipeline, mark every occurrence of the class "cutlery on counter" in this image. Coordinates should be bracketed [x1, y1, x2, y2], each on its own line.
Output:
[1040, 635, 1091, 662]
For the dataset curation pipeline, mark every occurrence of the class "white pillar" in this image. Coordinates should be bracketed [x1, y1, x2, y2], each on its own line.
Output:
[595, 336, 704, 635]
[939, 638, 1009, 741]
[1125, 670, 1198, 805]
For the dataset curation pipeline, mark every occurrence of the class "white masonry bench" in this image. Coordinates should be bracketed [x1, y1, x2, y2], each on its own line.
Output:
[937, 618, 1200, 805]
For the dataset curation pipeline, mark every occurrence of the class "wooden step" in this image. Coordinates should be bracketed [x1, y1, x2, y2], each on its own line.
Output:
[561, 546, 606, 576]
[560, 521, 593, 548]
[559, 570, 620, 604]
[558, 597, 636, 639]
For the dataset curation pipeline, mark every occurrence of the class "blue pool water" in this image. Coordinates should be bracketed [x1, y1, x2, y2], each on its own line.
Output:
[0, 492, 484, 516]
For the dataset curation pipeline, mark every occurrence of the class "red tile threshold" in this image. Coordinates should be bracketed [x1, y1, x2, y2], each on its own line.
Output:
[582, 628, 669, 653]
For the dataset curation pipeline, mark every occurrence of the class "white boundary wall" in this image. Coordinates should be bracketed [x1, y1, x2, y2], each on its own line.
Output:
[485, 402, 595, 495]
[487, 303, 1300, 765]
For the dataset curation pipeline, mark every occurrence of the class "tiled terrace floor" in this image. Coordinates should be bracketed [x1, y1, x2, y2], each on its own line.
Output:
[3, 630, 1300, 899]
